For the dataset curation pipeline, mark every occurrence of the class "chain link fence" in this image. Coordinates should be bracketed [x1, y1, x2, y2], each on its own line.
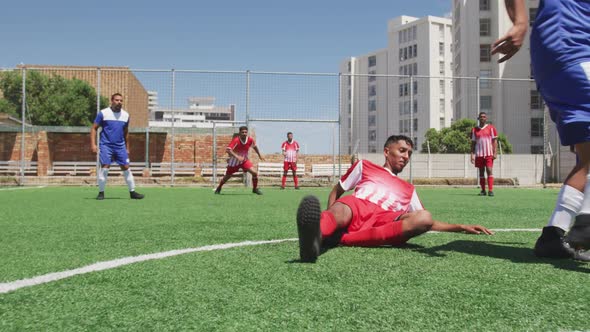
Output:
[0, 67, 571, 187]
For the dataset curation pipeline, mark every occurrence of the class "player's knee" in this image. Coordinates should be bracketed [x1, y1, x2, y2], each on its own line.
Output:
[416, 210, 434, 229]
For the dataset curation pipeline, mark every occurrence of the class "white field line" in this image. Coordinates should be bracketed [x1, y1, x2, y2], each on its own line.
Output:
[0, 228, 542, 295]
[0, 186, 46, 191]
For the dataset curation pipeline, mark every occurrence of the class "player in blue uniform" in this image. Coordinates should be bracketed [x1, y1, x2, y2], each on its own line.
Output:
[90, 93, 144, 200]
[493, 0, 590, 259]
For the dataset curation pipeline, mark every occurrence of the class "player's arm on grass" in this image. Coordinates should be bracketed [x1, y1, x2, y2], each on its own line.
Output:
[327, 183, 346, 209]
[90, 123, 99, 153]
[431, 220, 494, 235]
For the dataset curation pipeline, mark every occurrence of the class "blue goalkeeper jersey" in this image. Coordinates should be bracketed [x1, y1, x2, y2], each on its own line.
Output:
[94, 108, 129, 147]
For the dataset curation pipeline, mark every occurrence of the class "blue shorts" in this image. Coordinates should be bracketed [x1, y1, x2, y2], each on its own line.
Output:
[99, 144, 129, 166]
[533, 61, 590, 146]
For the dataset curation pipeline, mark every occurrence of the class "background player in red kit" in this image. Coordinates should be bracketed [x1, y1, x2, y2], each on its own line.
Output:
[296, 135, 493, 263]
[470, 112, 498, 196]
[281, 132, 300, 190]
[215, 126, 265, 195]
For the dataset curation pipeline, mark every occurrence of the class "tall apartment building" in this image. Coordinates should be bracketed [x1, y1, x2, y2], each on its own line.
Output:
[340, 15, 453, 154]
[452, 0, 542, 153]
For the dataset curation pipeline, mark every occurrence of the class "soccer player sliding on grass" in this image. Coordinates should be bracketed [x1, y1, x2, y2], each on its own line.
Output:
[296, 135, 493, 263]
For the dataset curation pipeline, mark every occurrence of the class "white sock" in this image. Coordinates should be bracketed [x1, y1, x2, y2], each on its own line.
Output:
[123, 169, 136, 192]
[578, 172, 590, 215]
[98, 168, 109, 192]
[548, 185, 583, 231]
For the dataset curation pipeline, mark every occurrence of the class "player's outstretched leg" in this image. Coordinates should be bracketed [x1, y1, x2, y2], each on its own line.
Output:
[296, 195, 321, 263]
[565, 215, 590, 250]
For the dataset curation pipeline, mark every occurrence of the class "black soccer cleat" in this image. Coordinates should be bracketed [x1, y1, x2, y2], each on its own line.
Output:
[294, 186, 300, 190]
[96, 192, 104, 200]
[280, 186, 285, 190]
[565, 214, 590, 250]
[130, 191, 145, 199]
[534, 226, 574, 259]
[296, 195, 321, 263]
[252, 188, 263, 195]
[214, 188, 221, 194]
[478, 190, 487, 196]
[488, 191, 494, 197]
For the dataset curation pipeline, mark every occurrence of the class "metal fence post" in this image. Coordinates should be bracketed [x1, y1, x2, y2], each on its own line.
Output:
[409, 75, 414, 183]
[171, 69, 176, 186]
[20, 67, 26, 185]
[96, 67, 101, 176]
[212, 122, 217, 186]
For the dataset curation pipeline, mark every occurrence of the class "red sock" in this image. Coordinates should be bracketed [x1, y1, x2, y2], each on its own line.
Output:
[479, 177, 486, 191]
[488, 176, 494, 192]
[294, 175, 299, 187]
[320, 211, 338, 238]
[281, 176, 286, 187]
[252, 177, 258, 189]
[340, 222, 404, 247]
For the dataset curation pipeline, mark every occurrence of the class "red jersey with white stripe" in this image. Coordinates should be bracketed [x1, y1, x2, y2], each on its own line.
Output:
[471, 124, 497, 157]
[339, 160, 424, 213]
[227, 136, 255, 167]
[281, 140, 299, 162]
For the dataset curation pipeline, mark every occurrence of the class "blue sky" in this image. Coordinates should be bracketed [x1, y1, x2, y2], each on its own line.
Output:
[1, 0, 450, 71]
[1, 0, 451, 153]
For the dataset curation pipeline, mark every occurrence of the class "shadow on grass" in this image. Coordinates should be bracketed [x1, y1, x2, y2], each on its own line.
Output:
[416, 240, 589, 273]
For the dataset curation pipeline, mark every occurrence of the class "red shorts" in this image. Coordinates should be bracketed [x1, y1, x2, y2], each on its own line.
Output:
[283, 161, 297, 171]
[226, 160, 254, 176]
[336, 195, 406, 246]
[475, 156, 494, 168]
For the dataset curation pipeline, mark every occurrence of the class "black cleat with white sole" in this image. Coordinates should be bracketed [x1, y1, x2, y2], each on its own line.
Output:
[130, 191, 145, 199]
[565, 214, 590, 250]
[296, 195, 321, 263]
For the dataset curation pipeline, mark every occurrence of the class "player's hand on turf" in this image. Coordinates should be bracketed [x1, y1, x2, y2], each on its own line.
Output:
[461, 225, 494, 235]
[491, 23, 527, 63]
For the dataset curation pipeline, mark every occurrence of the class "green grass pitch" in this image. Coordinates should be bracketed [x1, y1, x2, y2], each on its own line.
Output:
[0, 186, 588, 331]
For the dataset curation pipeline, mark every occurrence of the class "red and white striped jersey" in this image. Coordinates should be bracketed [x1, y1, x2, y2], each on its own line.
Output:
[339, 160, 424, 213]
[227, 136, 255, 166]
[281, 140, 300, 162]
[471, 124, 497, 157]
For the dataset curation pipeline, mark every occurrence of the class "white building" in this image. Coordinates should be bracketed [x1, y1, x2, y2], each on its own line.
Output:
[340, 15, 453, 154]
[452, 0, 543, 153]
[149, 96, 235, 128]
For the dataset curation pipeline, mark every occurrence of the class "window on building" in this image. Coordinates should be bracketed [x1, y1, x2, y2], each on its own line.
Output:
[412, 26, 417, 40]
[405, 101, 411, 114]
[404, 83, 409, 96]
[368, 85, 377, 96]
[369, 130, 377, 142]
[369, 145, 377, 153]
[480, 0, 490, 10]
[439, 42, 444, 57]
[438, 24, 444, 39]
[413, 44, 417, 58]
[439, 80, 445, 94]
[369, 100, 377, 111]
[368, 70, 376, 82]
[368, 55, 376, 67]
[347, 61, 351, 72]
[368, 114, 376, 127]
[480, 95, 492, 110]
[413, 62, 418, 75]
[480, 44, 491, 62]
[399, 66, 403, 75]
[531, 90, 542, 109]
[403, 48, 408, 61]
[399, 84, 404, 97]
[413, 99, 418, 113]
[480, 69, 492, 88]
[531, 145, 544, 154]
[440, 117, 445, 129]
[480, 18, 491, 36]
[413, 80, 418, 95]
[531, 118, 543, 137]
[398, 31, 403, 43]
[440, 99, 445, 113]
[529, 8, 537, 26]
[413, 118, 418, 132]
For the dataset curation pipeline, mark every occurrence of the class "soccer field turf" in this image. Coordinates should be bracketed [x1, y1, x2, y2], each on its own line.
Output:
[0, 186, 588, 331]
